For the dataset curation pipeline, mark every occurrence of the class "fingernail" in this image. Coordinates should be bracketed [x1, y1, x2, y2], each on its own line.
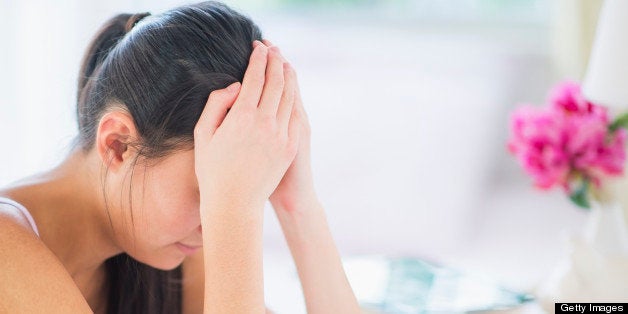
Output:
[264, 39, 274, 46]
[227, 82, 240, 92]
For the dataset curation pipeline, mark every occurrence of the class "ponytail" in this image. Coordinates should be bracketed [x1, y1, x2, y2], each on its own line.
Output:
[76, 12, 151, 136]
[77, 12, 150, 95]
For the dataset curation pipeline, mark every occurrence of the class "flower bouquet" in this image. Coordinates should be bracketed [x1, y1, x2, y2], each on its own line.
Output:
[508, 81, 628, 208]
[507, 81, 628, 306]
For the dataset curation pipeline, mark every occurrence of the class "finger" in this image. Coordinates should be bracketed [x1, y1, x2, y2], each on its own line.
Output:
[261, 39, 285, 63]
[258, 49, 285, 117]
[267, 44, 285, 62]
[287, 90, 301, 152]
[264, 45, 291, 118]
[235, 41, 269, 111]
[262, 39, 274, 47]
[292, 69, 309, 122]
[276, 62, 296, 131]
[194, 82, 241, 139]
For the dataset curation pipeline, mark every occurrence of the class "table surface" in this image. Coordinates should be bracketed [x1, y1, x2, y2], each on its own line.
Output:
[263, 246, 549, 314]
[360, 303, 545, 314]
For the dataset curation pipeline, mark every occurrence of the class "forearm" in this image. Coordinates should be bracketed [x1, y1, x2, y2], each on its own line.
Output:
[201, 194, 266, 314]
[274, 200, 361, 314]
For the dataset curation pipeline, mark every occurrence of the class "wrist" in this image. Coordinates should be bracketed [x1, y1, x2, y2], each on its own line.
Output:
[270, 187, 320, 211]
[199, 191, 266, 221]
[274, 199, 328, 238]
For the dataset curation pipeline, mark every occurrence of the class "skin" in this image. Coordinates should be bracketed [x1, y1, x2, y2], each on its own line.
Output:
[0, 40, 360, 313]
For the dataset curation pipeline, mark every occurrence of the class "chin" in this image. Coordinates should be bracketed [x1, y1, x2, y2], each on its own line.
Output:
[151, 260, 184, 271]
[129, 248, 185, 271]
[145, 254, 185, 271]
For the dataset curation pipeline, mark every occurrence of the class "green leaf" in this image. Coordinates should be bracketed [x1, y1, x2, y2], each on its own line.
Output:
[569, 178, 591, 210]
[609, 112, 628, 132]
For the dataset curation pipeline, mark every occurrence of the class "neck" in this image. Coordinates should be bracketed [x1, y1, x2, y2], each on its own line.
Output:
[0, 146, 122, 309]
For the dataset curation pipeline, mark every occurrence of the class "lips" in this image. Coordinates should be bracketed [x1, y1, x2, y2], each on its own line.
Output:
[175, 242, 202, 255]
[177, 242, 202, 249]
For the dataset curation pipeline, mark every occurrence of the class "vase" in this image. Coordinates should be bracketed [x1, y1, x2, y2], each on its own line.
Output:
[536, 197, 628, 312]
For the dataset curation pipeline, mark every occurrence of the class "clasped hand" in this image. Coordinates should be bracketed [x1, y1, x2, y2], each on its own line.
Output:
[194, 39, 315, 213]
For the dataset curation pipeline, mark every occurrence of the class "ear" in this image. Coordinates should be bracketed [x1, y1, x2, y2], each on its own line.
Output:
[95, 110, 140, 172]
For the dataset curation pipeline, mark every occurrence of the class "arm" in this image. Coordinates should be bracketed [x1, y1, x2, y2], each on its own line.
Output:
[261, 39, 361, 313]
[182, 242, 275, 314]
[273, 200, 361, 314]
[193, 40, 299, 313]
[200, 197, 266, 313]
[0, 216, 93, 313]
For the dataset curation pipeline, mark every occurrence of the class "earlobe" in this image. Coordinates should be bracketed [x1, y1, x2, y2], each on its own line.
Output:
[96, 110, 138, 171]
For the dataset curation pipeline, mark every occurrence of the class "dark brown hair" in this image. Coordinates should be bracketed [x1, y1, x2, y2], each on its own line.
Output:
[75, 2, 262, 313]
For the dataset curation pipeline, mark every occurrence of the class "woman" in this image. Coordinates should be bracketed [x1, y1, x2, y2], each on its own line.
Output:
[0, 1, 360, 313]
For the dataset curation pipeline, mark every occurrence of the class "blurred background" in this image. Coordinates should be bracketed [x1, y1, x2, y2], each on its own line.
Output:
[0, 0, 607, 312]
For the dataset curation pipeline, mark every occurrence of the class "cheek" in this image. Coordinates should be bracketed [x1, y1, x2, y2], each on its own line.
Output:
[134, 167, 201, 243]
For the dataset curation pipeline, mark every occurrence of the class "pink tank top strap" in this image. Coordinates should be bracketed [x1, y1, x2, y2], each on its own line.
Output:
[0, 197, 40, 237]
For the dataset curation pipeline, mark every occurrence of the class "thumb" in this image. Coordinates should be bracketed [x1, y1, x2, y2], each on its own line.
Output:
[194, 82, 241, 140]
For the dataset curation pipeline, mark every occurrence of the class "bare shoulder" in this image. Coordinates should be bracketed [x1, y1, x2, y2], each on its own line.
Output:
[0, 215, 92, 313]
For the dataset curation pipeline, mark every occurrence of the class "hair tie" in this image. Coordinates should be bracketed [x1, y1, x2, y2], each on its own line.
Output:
[125, 12, 151, 33]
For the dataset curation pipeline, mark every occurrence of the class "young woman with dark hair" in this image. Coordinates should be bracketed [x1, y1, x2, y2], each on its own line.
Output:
[0, 1, 360, 313]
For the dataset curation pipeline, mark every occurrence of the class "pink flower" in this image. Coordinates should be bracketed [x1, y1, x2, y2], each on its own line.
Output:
[549, 81, 608, 122]
[508, 81, 626, 192]
[508, 106, 571, 190]
[564, 114, 626, 186]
